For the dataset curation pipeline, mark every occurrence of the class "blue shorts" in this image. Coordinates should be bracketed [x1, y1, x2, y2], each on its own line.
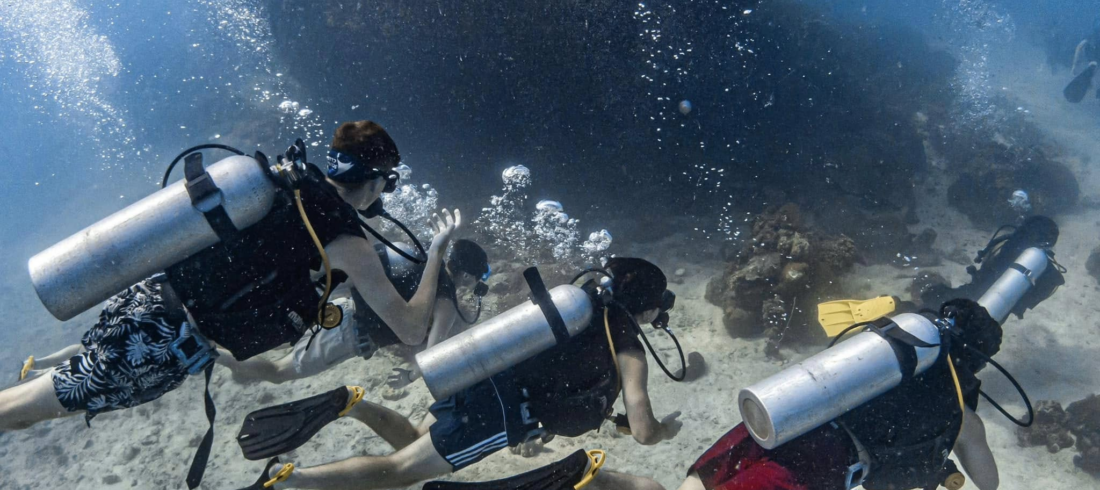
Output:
[428, 371, 542, 470]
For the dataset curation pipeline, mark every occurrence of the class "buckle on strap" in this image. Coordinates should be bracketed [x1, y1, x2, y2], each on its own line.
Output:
[182, 152, 238, 243]
[835, 422, 872, 489]
[524, 267, 570, 345]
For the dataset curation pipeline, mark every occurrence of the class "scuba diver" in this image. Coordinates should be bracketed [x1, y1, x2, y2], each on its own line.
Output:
[236, 257, 683, 490]
[1, 120, 462, 489]
[17, 239, 490, 386]
[1063, 18, 1100, 102]
[215, 239, 491, 385]
[674, 298, 1003, 490]
[918, 215, 1065, 314]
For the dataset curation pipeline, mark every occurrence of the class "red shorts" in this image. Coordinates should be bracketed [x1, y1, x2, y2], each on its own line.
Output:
[689, 424, 852, 490]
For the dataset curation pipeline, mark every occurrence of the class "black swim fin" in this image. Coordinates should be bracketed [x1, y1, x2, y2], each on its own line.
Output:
[423, 449, 604, 490]
[236, 386, 364, 461]
[1064, 62, 1096, 103]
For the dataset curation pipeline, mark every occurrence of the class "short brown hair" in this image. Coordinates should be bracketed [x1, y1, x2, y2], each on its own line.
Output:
[331, 120, 400, 171]
[606, 257, 667, 315]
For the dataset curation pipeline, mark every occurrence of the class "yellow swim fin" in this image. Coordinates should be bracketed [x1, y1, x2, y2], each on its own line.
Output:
[19, 356, 34, 381]
[817, 296, 896, 337]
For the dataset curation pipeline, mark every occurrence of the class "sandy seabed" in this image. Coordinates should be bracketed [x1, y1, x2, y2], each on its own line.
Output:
[2, 45, 1100, 490]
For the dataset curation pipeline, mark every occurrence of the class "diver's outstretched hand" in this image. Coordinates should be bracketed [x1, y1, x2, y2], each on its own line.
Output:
[429, 208, 462, 250]
[385, 367, 418, 389]
[660, 411, 684, 441]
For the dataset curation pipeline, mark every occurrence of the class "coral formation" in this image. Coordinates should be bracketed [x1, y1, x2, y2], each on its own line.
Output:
[705, 204, 857, 356]
[1015, 395, 1100, 477]
[1086, 246, 1100, 285]
[1015, 400, 1075, 453]
[1067, 394, 1100, 477]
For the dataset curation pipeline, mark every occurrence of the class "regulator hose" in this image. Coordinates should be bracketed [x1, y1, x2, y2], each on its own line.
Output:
[451, 290, 483, 325]
[570, 268, 613, 285]
[161, 144, 246, 188]
[955, 340, 1035, 427]
[616, 302, 687, 382]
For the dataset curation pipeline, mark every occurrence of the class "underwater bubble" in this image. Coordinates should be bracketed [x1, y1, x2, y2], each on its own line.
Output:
[395, 163, 412, 180]
[278, 100, 299, 113]
[678, 100, 692, 115]
[536, 200, 564, 213]
[1008, 189, 1031, 213]
[583, 229, 613, 253]
[502, 165, 531, 185]
[296, 108, 313, 118]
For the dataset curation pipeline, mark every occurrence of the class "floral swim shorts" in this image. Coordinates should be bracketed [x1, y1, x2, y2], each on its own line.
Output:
[52, 279, 191, 422]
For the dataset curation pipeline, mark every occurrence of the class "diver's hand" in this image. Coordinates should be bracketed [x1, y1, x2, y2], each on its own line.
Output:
[659, 411, 683, 441]
[386, 367, 417, 389]
[429, 208, 462, 250]
[509, 439, 545, 458]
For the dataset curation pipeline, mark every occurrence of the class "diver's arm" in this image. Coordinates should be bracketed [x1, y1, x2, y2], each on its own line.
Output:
[327, 210, 460, 345]
[618, 349, 681, 445]
[425, 296, 458, 348]
[328, 235, 436, 345]
[955, 407, 999, 490]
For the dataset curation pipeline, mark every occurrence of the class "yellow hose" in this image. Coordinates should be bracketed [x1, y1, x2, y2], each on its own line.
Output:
[947, 353, 966, 431]
[290, 185, 336, 328]
[603, 309, 622, 397]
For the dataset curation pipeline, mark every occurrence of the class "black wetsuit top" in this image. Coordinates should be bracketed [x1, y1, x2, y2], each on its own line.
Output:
[837, 354, 982, 490]
[349, 243, 456, 349]
[513, 289, 644, 437]
[166, 164, 364, 360]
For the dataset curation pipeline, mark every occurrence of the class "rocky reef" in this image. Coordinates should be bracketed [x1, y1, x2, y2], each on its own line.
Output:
[1015, 400, 1075, 453]
[705, 204, 857, 357]
[1086, 246, 1100, 285]
[1016, 395, 1100, 477]
[1068, 394, 1100, 477]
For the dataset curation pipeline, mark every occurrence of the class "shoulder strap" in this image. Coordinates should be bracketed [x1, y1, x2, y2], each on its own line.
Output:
[186, 364, 216, 489]
[865, 317, 939, 384]
[184, 153, 238, 243]
[524, 267, 570, 345]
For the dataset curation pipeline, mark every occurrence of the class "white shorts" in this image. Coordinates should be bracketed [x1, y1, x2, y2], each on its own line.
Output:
[290, 297, 366, 377]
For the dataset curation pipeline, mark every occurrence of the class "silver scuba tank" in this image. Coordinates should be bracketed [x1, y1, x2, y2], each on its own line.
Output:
[28, 155, 280, 321]
[738, 247, 1050, 449]
[416, 284, 594, 399]
[976, 247, 1048, 324]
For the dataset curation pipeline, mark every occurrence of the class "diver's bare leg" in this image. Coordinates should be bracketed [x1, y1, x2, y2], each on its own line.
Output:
[283, 434, 452, 490]
[33, 343, 84, 365]
[0, 374, 77, 431]
[675, 474, 705, 490]
[587, 470, 667, 490]
[216, 349, 300, 384]
[343, 399, 423, 450]
[22, 344, 85, 381]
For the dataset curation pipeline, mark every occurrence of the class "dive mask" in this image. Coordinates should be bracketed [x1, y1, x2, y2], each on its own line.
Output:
[326, 150, 400, 192]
